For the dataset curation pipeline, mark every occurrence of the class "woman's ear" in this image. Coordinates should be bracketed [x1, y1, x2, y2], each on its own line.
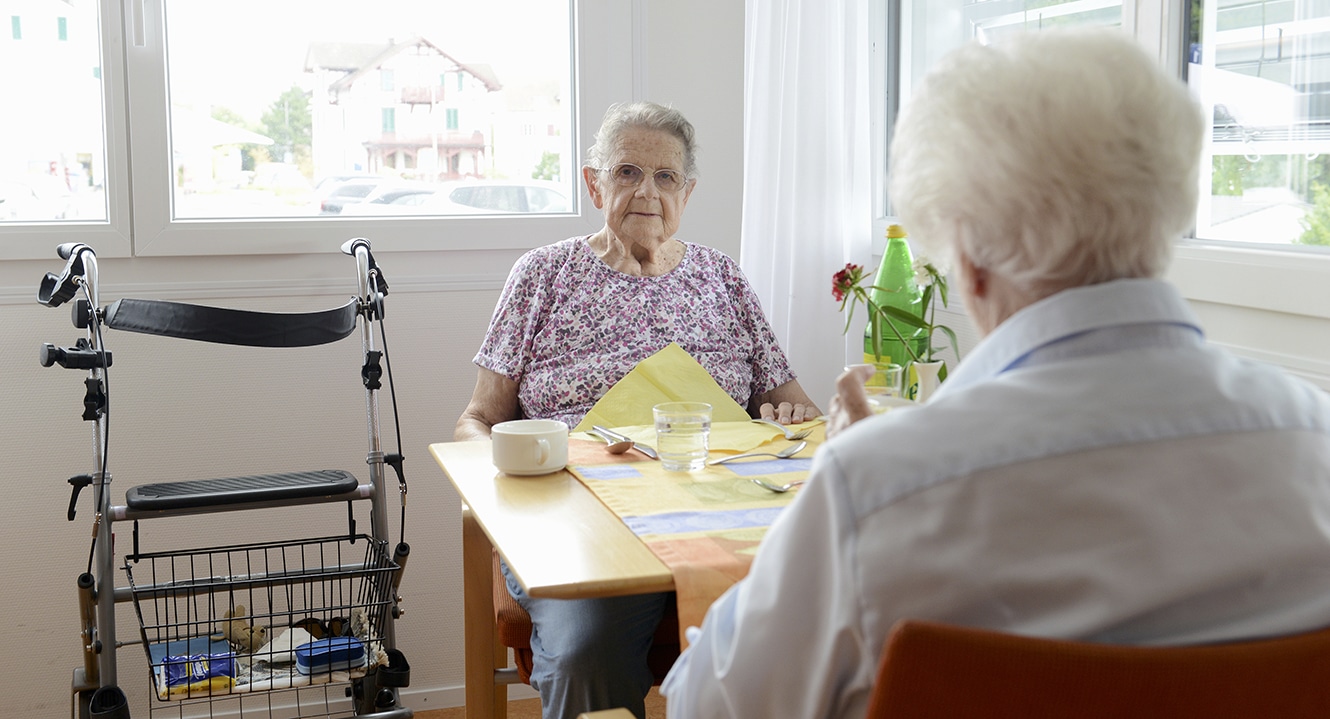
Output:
[955, 247, 996, 336]
[957, 249, 986, 301]
[582, 166, 605, 210]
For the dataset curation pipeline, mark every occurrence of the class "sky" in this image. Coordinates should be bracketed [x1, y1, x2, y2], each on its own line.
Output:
[164, 0, 571, 120]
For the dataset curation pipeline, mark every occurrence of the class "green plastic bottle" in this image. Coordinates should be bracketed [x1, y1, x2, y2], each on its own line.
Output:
[862, 224, 925, 366]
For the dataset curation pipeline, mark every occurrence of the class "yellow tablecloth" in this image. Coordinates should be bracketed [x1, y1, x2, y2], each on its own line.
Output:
[565, 423, 824, 646]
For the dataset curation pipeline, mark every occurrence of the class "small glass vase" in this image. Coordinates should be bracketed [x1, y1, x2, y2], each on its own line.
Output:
[908, 360, 945, 403]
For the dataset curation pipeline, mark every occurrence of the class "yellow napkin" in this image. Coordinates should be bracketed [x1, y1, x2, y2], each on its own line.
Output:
[572, 343, 752, 432]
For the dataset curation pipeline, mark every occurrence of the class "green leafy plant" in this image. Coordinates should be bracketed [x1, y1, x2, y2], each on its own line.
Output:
[832, 258, 958, 364]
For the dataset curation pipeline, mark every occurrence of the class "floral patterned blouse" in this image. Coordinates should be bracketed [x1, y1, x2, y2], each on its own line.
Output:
[474, 236, 797, 428]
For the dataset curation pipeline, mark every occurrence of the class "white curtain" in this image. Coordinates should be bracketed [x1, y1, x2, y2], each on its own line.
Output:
[741, 0, 872, 408]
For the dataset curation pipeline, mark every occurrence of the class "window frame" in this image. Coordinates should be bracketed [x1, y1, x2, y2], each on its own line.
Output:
[1, 0, 628, 261]
[873, 0, 1330, 324]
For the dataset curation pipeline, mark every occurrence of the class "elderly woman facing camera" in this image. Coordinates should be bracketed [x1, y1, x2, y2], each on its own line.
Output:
[663, 29, 1330, 719]
[455, 102, 818, 718]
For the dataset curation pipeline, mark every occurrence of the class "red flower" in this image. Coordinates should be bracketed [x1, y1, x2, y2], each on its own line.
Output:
[832, 263, 862, 302]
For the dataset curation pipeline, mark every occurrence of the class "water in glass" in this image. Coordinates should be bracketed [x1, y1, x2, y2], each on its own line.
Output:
[653, 401, 712, 471]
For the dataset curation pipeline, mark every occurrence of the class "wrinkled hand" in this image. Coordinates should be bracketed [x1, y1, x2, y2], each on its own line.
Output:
[759, 401, 818, 424]
[826, 365, 875, 439]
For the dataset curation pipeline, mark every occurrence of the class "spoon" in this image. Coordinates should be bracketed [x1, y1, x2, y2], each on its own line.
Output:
[591, 425, 659, 459]
[751, 478, 807, 493]
[707, 441, 808, 465]
[589, 427, 634, 454]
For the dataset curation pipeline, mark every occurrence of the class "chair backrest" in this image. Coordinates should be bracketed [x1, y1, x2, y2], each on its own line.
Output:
[866, 620, 1330, 719]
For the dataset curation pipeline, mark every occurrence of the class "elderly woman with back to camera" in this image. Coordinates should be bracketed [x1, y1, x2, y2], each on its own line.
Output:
[662, 29, 1330, 719]
[455, 101, 819, 718]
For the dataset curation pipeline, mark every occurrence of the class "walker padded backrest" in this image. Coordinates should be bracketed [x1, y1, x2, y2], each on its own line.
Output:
[104, 297, 359, 348]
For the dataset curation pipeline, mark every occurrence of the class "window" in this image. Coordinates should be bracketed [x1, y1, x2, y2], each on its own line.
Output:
[1187, 0, 1330, 250]
[158, 0, 573, 225]
[58, 16, 67, 41]
[879, 0, 1330, 377]
[3, 0, 631, 259]
[11, 16, 20, 40]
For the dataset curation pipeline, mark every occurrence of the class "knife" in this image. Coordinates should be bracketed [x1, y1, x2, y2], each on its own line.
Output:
[591, 425, 659, 460]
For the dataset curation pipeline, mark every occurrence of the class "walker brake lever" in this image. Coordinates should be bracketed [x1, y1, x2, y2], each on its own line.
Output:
[67, 474, 93, 521]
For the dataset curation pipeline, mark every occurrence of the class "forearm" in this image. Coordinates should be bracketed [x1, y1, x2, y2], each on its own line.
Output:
[454, 367, 522, 441]
[453, 411, 495, 441]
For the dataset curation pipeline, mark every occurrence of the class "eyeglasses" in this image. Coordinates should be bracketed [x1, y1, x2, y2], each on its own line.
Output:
[595, 163, 689, 193]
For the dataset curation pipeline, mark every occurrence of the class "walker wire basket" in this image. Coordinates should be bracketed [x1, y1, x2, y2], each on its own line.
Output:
[123, 534, 399, 717]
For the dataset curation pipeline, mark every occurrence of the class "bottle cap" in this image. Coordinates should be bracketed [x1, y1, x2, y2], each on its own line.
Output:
[886, 224, 907, 239]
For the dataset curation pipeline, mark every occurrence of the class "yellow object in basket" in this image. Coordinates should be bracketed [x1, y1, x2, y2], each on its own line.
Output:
[157, 674, 235, 701]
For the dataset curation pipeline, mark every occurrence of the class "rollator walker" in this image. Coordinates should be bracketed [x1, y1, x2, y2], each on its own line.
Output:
[38, 239, 413, 719]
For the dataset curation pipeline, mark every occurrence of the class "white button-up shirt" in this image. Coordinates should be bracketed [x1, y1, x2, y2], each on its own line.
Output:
[662, 278, 1330, 719]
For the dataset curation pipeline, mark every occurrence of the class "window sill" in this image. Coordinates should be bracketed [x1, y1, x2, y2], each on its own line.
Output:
[1169, 242, 1330, 321]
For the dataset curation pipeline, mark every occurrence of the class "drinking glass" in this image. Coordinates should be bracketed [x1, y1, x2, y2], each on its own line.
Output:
[653, 401, 712, 471]
[849, 362, 904, 413]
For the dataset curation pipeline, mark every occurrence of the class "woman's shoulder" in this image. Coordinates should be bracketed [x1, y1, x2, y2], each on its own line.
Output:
[679, 241, 745, 277]
[522, 235, 590, 262]
[512, 236, 594, 276]
[679, 241, 758, 296]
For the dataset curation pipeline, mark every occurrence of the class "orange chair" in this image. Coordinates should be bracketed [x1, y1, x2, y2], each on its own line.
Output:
[491, 549, 680, 687]
[867, 620, 1330, 718]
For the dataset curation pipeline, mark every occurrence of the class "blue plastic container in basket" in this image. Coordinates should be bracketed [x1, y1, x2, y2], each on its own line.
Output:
[295, 637, 367, 675]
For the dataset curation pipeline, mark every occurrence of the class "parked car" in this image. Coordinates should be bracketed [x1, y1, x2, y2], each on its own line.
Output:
[312, 173, 381, 193]
[428, 180, 569, 214]
[317, 178, 390, 215]
[328, 179, 570, 217]
[337, 182, 440, 216]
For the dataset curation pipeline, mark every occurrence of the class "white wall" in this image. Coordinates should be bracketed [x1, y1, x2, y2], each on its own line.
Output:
[0, 1, 746, 714]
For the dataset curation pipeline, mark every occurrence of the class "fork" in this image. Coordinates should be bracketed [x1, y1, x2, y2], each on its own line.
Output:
[707, 440, 807, 465]
[751, 418, 814, 441]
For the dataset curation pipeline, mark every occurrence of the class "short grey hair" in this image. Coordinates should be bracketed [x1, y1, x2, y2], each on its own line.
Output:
[585, 101, 699, 178]
[888, 29, 1204, 298]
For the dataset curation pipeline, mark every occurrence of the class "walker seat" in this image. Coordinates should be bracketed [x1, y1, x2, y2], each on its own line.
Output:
[124, 469, 361, 511]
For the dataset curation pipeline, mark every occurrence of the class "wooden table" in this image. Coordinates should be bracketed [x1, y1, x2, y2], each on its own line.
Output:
[429, 440, 675, 718]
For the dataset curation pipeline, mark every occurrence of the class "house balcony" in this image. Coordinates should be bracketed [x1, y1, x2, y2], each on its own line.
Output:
[401, 85, 448, 105]
[366, 130, 485, 151]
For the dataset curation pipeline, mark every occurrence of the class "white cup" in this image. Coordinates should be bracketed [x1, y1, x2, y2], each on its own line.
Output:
[491, 419, 569, 476]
